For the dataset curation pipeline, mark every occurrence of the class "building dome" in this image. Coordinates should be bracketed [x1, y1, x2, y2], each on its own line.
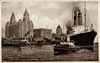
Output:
[57, 25, 61, 29]
[56, 25, 62, 35]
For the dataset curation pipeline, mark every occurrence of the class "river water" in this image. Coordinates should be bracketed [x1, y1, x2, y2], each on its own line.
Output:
[2, 45, 55, 61]
[2, 43, 98, 61]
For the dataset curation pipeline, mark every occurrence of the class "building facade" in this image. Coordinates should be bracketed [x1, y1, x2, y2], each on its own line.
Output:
[5, 13, 18, 38]
[5, 9, 34, 39]
[17, 9, 34, 39]
[34, 28, 52, 39]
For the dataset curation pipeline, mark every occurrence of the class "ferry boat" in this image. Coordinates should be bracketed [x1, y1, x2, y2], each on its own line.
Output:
[54, 41, 76, 55]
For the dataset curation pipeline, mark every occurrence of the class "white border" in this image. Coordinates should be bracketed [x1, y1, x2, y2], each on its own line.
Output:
[0, 0, 99, 63]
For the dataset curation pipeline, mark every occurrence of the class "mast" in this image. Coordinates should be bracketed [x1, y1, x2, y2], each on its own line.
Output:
[84, 1, 86, 29]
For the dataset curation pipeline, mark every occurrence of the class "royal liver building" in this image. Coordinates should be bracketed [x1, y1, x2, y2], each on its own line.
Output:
[5, 9, 34, 39]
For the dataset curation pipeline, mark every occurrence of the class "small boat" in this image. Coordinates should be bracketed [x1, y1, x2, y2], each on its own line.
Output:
[54, 42, 76, 55]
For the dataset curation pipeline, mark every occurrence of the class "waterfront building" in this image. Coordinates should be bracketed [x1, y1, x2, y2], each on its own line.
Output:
[5, 13, 17, 38]
[56, 25, 62, 39]
[17, 9, 34, 39]
[56, 25, 62, 37]
[5, 9, 34, 40]
[55, 25, 66, 41]
[2, 28, 5, 38]
[34, 28, 52, 39]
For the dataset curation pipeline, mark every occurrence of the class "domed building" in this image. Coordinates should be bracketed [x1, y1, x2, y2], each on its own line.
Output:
[55, 25, 66, 41]
[56, 25, 62, 36]
[55, 25, 63, 40]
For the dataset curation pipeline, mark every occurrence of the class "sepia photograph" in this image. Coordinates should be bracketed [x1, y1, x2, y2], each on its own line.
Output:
[1, 0, 98, 62]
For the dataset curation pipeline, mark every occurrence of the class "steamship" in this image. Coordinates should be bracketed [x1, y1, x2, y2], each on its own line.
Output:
[54, 2, 97, 54]
[70, 2, 97, 50]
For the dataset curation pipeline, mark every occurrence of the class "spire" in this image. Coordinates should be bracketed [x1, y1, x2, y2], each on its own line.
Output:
[24, 9, 29, 16]
[23, 9, 30, 21]
[10, 12, 16, 24]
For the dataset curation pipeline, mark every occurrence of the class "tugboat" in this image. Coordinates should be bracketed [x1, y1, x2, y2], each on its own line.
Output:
[54, 41, 76, 55]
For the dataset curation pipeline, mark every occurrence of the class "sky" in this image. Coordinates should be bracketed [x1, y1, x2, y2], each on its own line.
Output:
[1, 0, 98, 34]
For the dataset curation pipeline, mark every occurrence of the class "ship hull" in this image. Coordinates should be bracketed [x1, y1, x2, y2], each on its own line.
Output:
[70, 30, 97, 50]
